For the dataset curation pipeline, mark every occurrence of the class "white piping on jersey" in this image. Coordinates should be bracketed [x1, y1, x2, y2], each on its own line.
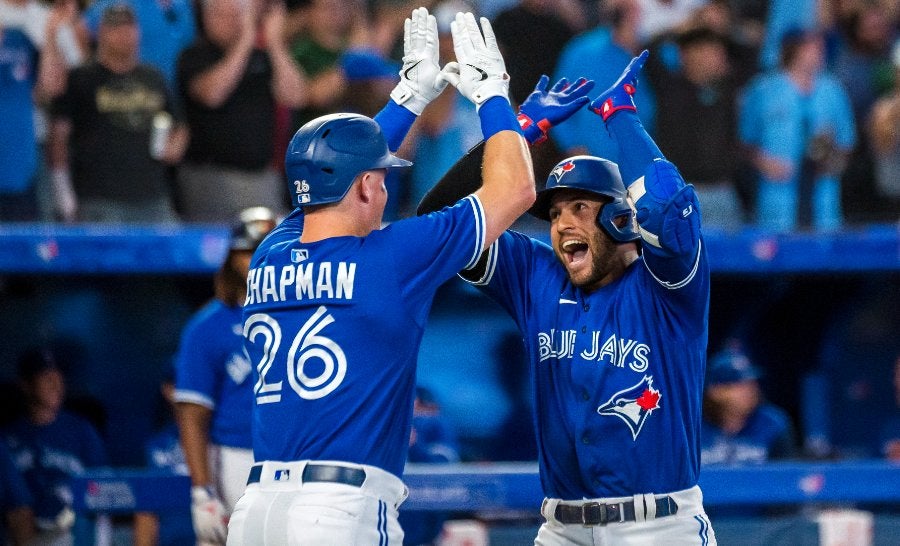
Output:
[464, 195, 487, 270]
[642, 239, 703, 290]
[558, 298, 577, 304]
[172, 389, 216, 410]
[467, 240, 498, 286]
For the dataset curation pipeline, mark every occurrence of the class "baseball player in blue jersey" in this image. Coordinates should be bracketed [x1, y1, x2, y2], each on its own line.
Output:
[174, 207, 277, 545]
[4, 347, 109, 545]
[226, 7, 535, 545]
[419, 51, 717, 545]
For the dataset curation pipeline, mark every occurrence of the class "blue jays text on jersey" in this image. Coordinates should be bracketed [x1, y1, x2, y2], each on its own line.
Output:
[243, 198, 486, 478]
[539, 329, 651, 372]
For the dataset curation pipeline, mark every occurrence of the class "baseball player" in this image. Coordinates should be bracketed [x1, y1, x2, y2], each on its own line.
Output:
[226, 8, 535, 544]
[419, 51, 717, 545]
[173, 206, 277, 545]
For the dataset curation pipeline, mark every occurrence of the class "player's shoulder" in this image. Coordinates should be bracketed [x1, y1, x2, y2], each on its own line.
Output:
[250, 211, 303, 269]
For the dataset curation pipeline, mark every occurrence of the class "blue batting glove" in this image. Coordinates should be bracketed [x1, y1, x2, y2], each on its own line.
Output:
[589, 49, 649, 122]
[517, 75, 595, 145]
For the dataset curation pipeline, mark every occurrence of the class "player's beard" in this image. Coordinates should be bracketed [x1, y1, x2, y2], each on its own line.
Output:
[558, 231, 620, 292]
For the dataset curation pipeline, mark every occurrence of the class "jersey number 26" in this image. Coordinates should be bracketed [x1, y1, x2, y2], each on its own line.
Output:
[243, 306, 347, 405]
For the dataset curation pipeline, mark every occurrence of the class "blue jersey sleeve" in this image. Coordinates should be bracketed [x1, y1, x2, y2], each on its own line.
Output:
[462, 231, 562, 330]
[383, 195, 488, 319]
[173, 304, 222, 409]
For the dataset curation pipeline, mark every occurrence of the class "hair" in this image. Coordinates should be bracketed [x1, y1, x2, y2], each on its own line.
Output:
[214, 250, 249, 306]
[779, 27, 819, 68]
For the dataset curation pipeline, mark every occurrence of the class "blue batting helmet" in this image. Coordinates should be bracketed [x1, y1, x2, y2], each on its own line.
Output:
[284, 113, 412, 208]
[529, 156, 640, 243]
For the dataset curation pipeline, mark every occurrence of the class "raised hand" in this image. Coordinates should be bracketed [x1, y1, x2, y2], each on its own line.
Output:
[389, 7, 448, 115]
[440, 12, 509, 110]
[518, 75, 595, 144]
[589, 49, 649, 122]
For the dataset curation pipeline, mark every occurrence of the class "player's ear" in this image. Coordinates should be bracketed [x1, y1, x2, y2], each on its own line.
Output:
[356, 170, 382, 205]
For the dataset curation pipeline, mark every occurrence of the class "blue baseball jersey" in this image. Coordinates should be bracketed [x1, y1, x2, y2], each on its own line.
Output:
[173, 300, 253, 449]
[4, 411, 108, 522]
[243, 201, 486, 478]
[466, 233, 709, 499]
[700, 404, 795, 465]
[144, 423, 195, 546]
[0, 440, 32, 513]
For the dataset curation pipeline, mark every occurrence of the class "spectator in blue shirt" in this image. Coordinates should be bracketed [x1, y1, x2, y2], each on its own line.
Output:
[739, 28, 856, 231]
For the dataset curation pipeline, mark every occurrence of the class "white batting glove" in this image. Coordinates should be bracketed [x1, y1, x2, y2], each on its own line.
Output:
[440, 12, 510, 111]
[390, 7, 448, 115]
[191, 485, 228, 544]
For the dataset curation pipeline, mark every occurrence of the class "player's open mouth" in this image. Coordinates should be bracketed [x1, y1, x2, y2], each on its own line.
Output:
[561, 239, 589, 266]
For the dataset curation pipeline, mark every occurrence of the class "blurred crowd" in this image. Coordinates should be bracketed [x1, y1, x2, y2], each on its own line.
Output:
[0, 0, 898, 229]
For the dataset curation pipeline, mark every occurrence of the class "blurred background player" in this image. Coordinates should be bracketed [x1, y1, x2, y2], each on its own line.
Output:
[133, 363, 194, 546]
[701, 344, 798, 465]
[174, 207, 277, 545]
[3, 346, 109, 545]
[400, 387, 460, 546]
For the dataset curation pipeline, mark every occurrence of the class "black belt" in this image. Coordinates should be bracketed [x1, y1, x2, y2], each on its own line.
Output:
[247, 463, 366, 487]
[554, 496, 678, 526]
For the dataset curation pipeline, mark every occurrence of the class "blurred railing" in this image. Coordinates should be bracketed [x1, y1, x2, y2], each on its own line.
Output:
[1, 223, 898, 274]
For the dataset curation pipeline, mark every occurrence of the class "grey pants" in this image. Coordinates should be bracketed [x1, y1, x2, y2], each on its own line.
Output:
[177, 162, 288, 223]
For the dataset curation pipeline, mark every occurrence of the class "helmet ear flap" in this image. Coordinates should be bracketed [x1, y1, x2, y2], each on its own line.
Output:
[597, 198, 640, 243]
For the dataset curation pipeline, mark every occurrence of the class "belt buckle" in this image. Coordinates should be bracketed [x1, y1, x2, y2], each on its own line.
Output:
[581, 501, 605, 527]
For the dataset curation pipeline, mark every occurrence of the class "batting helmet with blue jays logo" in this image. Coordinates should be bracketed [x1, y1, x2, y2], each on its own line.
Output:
[529, 155, 640, 243]
[284, 113, 413, 208]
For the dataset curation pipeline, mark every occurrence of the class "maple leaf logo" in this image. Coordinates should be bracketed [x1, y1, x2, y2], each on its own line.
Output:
[636, 388, 660, 411]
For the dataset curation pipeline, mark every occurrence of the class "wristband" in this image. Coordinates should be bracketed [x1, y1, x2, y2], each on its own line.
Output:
[373, 100, 418, 151]
[478, 96, 522, 141]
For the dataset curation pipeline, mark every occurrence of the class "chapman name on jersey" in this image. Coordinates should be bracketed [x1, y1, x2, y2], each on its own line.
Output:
[539, 329, 651, 372]
[245, 261, 356, 305]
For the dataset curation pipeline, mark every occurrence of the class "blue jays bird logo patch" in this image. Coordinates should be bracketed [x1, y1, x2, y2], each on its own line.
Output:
[597, 376, 661, 440]
[550, 160, 576, 182]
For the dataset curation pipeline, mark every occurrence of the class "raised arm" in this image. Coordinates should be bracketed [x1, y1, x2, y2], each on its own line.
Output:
[589, 51, 702, 284]
[439, 12, 534, 246]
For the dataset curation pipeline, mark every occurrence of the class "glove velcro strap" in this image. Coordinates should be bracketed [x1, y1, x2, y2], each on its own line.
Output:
[390, 84, 427, 115]
[517, 113, 552, 145]
[592, 99, 637, 122]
